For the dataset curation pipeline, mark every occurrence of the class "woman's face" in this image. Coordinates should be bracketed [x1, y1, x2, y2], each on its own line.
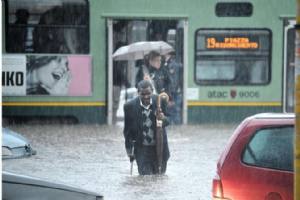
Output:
[149, 56, 161, 69]
[36, 57, 68, 89]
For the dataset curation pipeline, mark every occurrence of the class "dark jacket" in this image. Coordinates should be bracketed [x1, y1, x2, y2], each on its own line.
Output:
[135, 65, 171, 97]
[123, 95, 170, 161]
[165, 56, 183, 96]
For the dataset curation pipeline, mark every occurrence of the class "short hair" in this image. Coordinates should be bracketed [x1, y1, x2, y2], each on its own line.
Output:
[27, 56, 68, 72]
[148, 51, 161, 61]
[137, 80, 153, 92]
[167, 50, 175, 56]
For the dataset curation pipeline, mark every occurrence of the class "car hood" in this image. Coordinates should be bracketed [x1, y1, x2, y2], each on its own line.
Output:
[3, 171, 103, 200]
[2, 128, 29, 148]
[2, 127, 37, 159]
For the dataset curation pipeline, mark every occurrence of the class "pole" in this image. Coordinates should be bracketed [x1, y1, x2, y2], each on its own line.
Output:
[295, 2, 300, 199]
[130, 140, 136, 175]
[107, 19, 113, 125]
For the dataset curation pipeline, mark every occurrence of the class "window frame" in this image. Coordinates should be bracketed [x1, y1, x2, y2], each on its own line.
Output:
[241, 125, 294, 172]
[4, 0, 90, 54]
[215, 2, 253, 17]
[285, 27, 295, 113]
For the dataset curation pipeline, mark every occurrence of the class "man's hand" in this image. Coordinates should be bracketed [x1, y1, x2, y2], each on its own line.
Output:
[129, 155, 135, 162]
[156, 109, 165, 121]
[126, 148, 135, 162]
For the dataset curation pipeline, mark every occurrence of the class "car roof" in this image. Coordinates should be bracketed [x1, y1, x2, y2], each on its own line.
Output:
[250, 113, 295, 120]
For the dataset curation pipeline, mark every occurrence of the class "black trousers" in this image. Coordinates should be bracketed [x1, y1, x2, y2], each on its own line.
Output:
[135, 145, 167, 175]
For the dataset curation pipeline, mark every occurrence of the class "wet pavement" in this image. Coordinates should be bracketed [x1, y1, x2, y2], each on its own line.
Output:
[3, 122, 236, 200]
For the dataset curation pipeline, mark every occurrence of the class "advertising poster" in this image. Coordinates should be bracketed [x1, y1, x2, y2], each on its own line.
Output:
[2, 55, 92, 96]
[67, 55, 92, 96]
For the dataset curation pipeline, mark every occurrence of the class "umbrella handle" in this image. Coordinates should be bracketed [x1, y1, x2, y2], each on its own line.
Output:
[156, 92, 169, 127]
[157, 92, 169, 111]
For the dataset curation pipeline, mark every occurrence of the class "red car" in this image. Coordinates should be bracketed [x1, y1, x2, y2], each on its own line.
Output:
[212, 113, 294, 200]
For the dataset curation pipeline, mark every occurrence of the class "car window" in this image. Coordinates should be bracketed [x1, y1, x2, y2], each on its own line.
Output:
[242, 126, 293, 171]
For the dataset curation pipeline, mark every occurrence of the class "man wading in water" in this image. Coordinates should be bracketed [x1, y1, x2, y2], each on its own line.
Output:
[123, 80, 170, 175]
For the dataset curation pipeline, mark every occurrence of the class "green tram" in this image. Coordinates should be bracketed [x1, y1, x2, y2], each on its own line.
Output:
[2, 0, 296, 124]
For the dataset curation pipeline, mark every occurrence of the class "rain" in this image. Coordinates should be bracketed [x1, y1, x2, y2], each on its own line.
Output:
[2, 0, 298, 199]
[2, 122, 235, 200]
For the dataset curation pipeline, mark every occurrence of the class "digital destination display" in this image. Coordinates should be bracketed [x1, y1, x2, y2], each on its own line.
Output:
[206, 36, 259, 49]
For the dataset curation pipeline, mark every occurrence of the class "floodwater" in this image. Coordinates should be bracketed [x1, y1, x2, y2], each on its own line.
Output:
[3, 122, 236, 200]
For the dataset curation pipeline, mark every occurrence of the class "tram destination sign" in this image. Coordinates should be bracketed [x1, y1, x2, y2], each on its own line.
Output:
[205, 35, 259, 50]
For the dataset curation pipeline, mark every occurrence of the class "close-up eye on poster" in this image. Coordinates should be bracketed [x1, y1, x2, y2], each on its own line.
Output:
[1, 0, 299, 200]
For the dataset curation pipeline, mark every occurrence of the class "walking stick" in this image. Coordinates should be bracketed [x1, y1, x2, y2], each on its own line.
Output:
[156, 92, 169, 174]
[129, 140, 136, 175]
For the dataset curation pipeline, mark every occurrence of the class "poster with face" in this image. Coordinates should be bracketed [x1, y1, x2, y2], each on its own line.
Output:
[2, 55, 92, 96]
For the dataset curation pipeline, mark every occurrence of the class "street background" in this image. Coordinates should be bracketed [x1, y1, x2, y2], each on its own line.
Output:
[3, 122, 236, 200]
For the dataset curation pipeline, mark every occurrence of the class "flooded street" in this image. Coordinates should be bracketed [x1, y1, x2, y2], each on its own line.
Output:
[3, 123, 236, 200]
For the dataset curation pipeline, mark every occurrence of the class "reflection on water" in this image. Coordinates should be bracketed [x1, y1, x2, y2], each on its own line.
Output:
[3, 123, 236, 200]
[122, 175, 172, 199]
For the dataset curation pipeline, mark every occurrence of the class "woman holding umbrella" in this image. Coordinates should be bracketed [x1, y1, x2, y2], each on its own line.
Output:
[135, 50, 172, 97]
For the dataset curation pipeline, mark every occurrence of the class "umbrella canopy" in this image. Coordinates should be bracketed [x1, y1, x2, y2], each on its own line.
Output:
[113, 41, 174, 61]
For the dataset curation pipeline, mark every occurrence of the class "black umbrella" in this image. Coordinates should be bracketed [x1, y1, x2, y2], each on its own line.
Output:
[156, 92, 169, 174]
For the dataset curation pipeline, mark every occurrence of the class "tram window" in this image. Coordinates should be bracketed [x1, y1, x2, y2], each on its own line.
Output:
[5, 0, 89, 54]
[196, 60, 235, 81]
[195, 29, 271, 85]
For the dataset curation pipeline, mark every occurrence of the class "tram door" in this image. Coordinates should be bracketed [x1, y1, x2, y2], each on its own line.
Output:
[283, 20, 295, 113]
[108, 19, 185, 125]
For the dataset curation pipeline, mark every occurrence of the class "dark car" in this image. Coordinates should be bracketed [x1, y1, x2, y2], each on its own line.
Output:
[3, 171, 103, 200]
[212, 113, 294, 200]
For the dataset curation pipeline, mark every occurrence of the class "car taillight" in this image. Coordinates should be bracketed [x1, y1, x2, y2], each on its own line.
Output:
[212, 174, 231, 200]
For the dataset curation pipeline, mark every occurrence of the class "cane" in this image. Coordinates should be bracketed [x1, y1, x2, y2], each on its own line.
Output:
[130, 140, 136, 175]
